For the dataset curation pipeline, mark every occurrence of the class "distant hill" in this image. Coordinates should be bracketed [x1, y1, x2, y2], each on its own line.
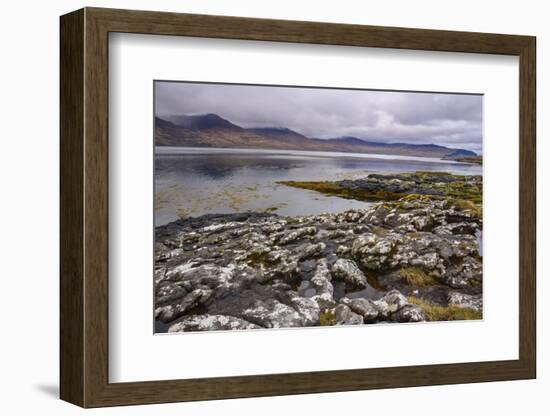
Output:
[155, 114, 478, 159]
[249, 127, 314, 148]
[327, 136, 372, 146]
[155, 117, 177, 129]
[443, 149, 478, 158]
[163, 113, 240, 130]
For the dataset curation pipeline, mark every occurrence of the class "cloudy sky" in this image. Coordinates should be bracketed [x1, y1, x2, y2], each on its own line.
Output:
[155, 81, 483, 153]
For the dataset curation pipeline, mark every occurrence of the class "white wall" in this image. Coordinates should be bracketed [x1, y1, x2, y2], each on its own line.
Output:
[0, 1, 546, 414]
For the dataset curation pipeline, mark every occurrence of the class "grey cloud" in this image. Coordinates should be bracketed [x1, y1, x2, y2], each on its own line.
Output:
[155, 81, 482, 153]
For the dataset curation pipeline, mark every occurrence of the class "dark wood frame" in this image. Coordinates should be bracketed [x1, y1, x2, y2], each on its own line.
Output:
[60, 7, 536, 408]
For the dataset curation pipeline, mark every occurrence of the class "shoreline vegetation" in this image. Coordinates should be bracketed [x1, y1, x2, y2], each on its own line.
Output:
[442, 155, 483, 165]
[279, 171, 482, 205]
[155, 171, 483, 333]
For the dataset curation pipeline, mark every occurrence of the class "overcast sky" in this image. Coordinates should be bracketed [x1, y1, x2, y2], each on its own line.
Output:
[155, 81, 483, 153]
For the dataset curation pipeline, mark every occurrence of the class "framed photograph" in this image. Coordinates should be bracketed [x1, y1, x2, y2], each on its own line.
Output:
[60, 7, 536, 408]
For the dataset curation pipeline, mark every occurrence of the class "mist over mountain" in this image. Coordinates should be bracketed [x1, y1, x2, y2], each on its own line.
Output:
[155, 114, 477, 159]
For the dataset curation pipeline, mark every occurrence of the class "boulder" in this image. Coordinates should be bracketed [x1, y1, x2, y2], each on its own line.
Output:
[277, 226, 317, 245]
[168, 314, 261, 332]
[331, 258, 368, 288]
[298, 242, 326, 260]
[155, 282, 187, 306]
[448, 291, 483, 312]
[334, 304, 364, 325]
[340, 297, 379, 323]
[373, 290, 409, 318]
[155, 288, 212, 323]
[391, 305, 426, 322]
[241, 299, 307, 328]
[310, 260, 335, 303]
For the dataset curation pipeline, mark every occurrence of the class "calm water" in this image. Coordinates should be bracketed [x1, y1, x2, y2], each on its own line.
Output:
[155, 147, 482, 226]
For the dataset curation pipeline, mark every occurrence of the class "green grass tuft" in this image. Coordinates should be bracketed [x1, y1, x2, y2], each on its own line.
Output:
[451, 199, 482, 218]
[399, 267, 438, 286]
[319, 309, 337, 326]
[278, 181, 407, 202]
[408, 296, 482, 321]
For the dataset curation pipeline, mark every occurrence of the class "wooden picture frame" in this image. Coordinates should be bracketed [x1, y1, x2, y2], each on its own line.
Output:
[60, 7, 536, 408]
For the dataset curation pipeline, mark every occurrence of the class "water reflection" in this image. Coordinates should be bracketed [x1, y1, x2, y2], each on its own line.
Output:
[154, 148, 482, 226]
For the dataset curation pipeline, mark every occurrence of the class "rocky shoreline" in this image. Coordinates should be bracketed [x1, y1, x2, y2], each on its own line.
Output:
[155, 172, 483, 332]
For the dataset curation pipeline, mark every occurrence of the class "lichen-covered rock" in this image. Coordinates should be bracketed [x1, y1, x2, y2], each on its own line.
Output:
[448, 291, 483, 311]
[351, 233, 398, 270]
[391, 305, 426, 322]
[340, 297, 380, 323]
[168, 314, 261, 332]
[164, 263, 236, 288]
[154, 178, 483, 332]
[241, 299, 307, 328]
[331, 258, 369, 288]
[298, 242, 326, 260]
[278, 291, 320, 326]
[440, 256, 482, 288]
[276, 226, 317, 245]
[334, 304, 364, 325]
[155, 288, 212, 323]
[309, 260, 335, 304]
[409, 252, 438, 268]
[341, 290, 424, 323]
[373, 290, 409, 319]
[433, 222, 479, 236]
[155, 281, 187, 306]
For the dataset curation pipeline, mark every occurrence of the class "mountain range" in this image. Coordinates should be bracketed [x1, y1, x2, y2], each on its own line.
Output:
[155, 113, 477, 159]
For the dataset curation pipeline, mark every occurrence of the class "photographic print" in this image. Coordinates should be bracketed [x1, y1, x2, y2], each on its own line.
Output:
[154, 81, 483, 334]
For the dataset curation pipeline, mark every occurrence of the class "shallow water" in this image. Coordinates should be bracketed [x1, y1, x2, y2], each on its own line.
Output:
[154, 147, 482, 226]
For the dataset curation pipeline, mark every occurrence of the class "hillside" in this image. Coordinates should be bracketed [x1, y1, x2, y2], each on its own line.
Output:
[155, 114, 478, 159]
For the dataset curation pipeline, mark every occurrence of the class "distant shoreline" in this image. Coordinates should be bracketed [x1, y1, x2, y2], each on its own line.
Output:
[442, 155, 483, 165]
[155, 145, 477, 165]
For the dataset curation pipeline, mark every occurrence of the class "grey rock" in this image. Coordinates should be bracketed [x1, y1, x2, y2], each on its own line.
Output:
[409, 252, 439, 269]
[168, 314, 261, 332]
[441, 256, 482, 289]
[334, 304, 364, 325]
[373, 290, 409, 319]
[336, 245, 351, 256]
[331, 258, 368, 288]
[448, 291, 483, 312]
[351, 233, 398, 270]
[155, 282, 187, 306]
[340, 297, 380, 322]
[332, 281, 347, 301]
[304, 288, 317, 298]
[310, 260, 334, 301]
[241, 299, 307, 328]
[297, 259, 317, 273]
[391, 305, 426, 322]
[298, 242, 326, 260]
[155, 288, 213, 323]
[277, 226, 317, 245]
[281, 292, 320, 326]
[164, 263, 236, 289]
[297, 280, 311, 295]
